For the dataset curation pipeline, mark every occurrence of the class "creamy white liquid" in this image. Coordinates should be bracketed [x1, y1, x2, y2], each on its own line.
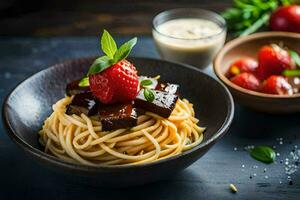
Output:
[153, 18, 226, 68]
[157, 18, 222, 40]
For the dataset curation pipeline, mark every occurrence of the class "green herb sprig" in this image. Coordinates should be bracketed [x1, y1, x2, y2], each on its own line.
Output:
[140, 79, 153, 87]
[79, 30, 137, 87]
[143, 89, 155, 102]
[222, 0, 292, 36]
[282, 49, 300, 76]
[250, 146, 276, 164]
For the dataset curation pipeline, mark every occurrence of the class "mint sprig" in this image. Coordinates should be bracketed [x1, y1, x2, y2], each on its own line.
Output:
[144, 89, 155, 102]
[140, 79, 153, 87]
[289, 50, 300, 68]
[283, 69, 300, 76]
[113, 38, 137, 63]
[79, 30, 137, 87]
[78, 77, 89, 87]
[87, 55, 112, 75]
[101, 30, 117, 59]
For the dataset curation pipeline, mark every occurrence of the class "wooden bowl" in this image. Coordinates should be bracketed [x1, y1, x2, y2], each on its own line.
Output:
[214, 32, 300, 114]
[2, 57, 234, 187]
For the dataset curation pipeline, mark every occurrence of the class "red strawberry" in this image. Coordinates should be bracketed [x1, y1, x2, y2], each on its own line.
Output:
[231, 72, 260, 91]
[226, 57, 258, 78]
[261, 75, 293, 95]
[256, 45, 294, 80]
[89, 60, 139, 104]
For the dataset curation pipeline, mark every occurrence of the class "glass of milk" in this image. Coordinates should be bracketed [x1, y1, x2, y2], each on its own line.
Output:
[152, 8, 226, 69]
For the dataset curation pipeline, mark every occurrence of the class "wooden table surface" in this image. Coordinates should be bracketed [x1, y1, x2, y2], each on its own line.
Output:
[0, 0, 231, 36]
[0, 36, 299, 200]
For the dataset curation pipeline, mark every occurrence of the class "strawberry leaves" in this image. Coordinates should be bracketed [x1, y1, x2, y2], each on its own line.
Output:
[114, 37, 137, 62]
[101, 30, 117, 59]
[87, 56, 112, 75]
[79, 30, 137, 86]
[78, 77, 89, 87]
[88, 30, 137, 76]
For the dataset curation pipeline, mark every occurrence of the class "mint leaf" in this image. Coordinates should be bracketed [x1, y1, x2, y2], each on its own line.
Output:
[140, 79, 153, 87]
[250, 146, 275, 164]
[144, 89, 155, 102]
[283, 69, 300, 76]
[78, 77, 89, 87]
[87, 56, 113, 75]
[114, 37, 137, 62]
[289, 50, 300, 67]
[101, 30, 117, 59]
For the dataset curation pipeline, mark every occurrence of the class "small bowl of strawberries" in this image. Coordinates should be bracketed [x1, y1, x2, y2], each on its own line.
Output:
[214, 32, 300, 113]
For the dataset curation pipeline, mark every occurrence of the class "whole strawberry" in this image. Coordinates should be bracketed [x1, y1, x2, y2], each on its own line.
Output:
[261, 75, 293, 95]
[226, 57, 258, 78]
[79, 30, 138, 104]
[256, 44, 294, 80]
[89, 60, 139, 104]
[231, 72, 260, 91]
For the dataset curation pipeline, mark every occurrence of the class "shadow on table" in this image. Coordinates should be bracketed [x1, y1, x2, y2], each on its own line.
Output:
[229, 105, 300, 140]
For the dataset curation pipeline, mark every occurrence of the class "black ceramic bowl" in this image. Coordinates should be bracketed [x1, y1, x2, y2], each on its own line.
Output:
[2, 57, 234, 187]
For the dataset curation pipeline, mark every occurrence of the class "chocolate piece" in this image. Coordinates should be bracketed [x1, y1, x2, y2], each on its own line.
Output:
[66, 79, 90, 96]
[99, 103, 138, 131]
[66, 92, 98, 116]
[156, 83, 179, 94]
[135, 89, 178, 118]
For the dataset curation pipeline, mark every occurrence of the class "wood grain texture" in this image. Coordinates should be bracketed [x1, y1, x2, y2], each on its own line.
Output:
[0, 0, 231, 36]
[0, 37, 299, 199]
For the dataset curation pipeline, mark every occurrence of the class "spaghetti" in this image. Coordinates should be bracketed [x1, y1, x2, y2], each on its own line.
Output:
[39, 96, 205, 166]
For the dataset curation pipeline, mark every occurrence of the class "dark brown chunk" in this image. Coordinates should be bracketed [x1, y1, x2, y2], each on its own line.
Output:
[135, 89, 178, 118]
[99, 103, 138, 131]
[66, 79, 90, 96]
[66, 92, 98, 116]
[156, 83, 179, 94]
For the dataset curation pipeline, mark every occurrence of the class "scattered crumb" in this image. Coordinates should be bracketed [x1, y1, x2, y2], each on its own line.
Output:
[230, 184, 237, 193]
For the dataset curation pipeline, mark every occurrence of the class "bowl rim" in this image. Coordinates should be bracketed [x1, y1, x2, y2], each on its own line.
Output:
[152, 8, 227, 41]
[214, 31, 300, 99]
[2, 56, 234, 172]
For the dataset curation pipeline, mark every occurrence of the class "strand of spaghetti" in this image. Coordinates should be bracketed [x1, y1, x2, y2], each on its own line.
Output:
[121, 130, 160, 165]
[81, 113, 100, 139]
[130, 118, 157, 131]
[90, 129, 127, 146]
[44, 129, 60, 143]
[106, 120, 160, 143]
[75, 143, 114, 157]
[63, 114, 87, 128]
[116, 125, 163, 147]
[65, 124, 96, 166]
[48, 145, 76, 164]
[99, 142, 156, 160]
[124, 125, 168, 154]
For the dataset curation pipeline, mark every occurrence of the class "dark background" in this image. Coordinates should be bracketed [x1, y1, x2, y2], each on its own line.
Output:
[0, 0, 231, 36]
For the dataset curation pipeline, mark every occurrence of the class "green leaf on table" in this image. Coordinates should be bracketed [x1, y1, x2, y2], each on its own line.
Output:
[144, 89, 155, 102]
[250, 146, 276, 164]
[78, 77, 89, 87]
[289, 50, 300, 67]
[114, 37, 137, 63]
[282, 69, 300, 76]
[101, 29, 117, 59]
[87, 56, 113, 75]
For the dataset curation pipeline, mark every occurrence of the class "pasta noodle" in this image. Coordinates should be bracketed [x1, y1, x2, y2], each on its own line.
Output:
[39, 96, 205, 166]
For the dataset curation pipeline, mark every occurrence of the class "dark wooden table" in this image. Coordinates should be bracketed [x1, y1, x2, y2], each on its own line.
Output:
[0, 0, 231, 36]
[0, 36, 299, 200]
